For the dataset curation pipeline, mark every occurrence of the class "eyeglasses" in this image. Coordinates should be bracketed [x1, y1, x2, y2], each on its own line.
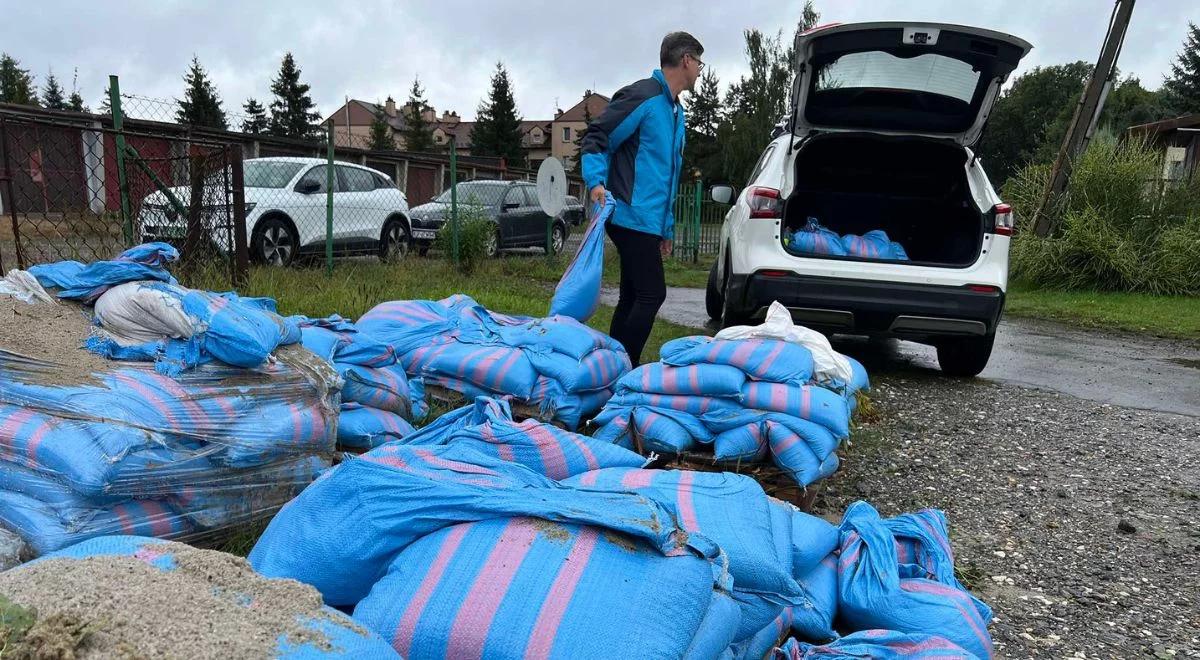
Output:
[689, 54, 705, 71]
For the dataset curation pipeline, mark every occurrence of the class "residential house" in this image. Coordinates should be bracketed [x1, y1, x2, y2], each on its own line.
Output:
[551, 91, 609, 172]
[327, 90, 608, 172]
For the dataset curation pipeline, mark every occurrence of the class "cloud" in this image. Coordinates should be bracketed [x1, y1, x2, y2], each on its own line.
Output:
[2, 0, 1193, 121]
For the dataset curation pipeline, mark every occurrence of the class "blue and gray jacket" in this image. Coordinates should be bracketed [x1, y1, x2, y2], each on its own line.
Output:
[581, 69, 686, 240]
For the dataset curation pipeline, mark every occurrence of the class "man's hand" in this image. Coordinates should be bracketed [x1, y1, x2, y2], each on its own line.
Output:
[590, 185, 606, 205]
[660, 239, 673, 258]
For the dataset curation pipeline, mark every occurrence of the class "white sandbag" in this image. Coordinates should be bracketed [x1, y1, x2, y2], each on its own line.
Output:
[715, 301, 853, 386]
[0, 270, 54, 305]
[93, 281, 196, 346]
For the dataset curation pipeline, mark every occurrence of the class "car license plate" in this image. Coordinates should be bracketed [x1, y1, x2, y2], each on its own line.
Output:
[412, 229, 437, 240]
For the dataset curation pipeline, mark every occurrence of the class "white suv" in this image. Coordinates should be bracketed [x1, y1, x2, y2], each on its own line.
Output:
[708, 22, 1031, 376]
[139, 157, 412, 266]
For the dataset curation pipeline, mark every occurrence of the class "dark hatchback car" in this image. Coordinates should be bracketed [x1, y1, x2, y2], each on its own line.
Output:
[408, 180, 570, 257]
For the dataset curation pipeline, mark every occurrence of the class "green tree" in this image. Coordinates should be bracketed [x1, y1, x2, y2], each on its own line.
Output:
[368, 99, 395, 150]
[570, 96, 594, 176]
[268, 52, 321, 139]
[175, 56, 227, 129]
[1101, 76, 1170, 133]
[241, 97, 269, 134]
[1163, 22, 1200, 114]
[68, 68, 87, 112]
[684, 69, 723, 180]
[0, 53, 37, 106]
[470, 62, 525, 166]
[401, 77, 435, 152]
[41, 71, 66, 110]
[709, 2, 820, 185]
[977, 61, 1092, 186]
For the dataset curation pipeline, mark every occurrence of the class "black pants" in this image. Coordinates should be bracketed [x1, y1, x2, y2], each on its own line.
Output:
[606, 222, 665, 367]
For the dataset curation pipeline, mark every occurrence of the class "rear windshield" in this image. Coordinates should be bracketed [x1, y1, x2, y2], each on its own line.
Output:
[435, 182, 507, 205]
[816, 52, 981, 102]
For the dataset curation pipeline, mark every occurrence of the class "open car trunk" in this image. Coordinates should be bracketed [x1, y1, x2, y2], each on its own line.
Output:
[782, 133, 984, 267]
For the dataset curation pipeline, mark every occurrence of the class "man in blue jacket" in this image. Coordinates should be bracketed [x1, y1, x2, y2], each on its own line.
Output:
[581, 31, 703, 366]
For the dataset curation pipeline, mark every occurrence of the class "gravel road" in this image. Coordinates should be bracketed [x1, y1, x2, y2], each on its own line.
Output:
[812, 373, 1200, 659]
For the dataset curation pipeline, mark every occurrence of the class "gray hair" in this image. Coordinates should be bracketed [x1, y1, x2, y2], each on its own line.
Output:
[660, 32, 704, 68]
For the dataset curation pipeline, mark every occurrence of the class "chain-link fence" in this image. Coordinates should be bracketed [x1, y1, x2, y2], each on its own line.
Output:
[0, 109, 246, 284]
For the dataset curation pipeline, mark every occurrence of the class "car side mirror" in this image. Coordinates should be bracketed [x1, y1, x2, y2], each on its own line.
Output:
[711, 185, 735, 205]
[297, 180, 321, 194]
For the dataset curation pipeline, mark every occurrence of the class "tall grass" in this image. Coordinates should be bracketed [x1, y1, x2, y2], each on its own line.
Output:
[1005, 137, 1200, 295]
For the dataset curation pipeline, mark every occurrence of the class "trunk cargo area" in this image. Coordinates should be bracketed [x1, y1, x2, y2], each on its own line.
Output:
[782, 133, 984, 267]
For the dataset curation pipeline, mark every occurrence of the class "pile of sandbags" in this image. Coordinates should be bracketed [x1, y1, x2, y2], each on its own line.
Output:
[298, 315, 426, 451]
[0, 246, 339, 555]
[786, 219, 909, 261]
[592, 313, 869, 487]
[249, 397, 993, 659]
[356, 294, 630, 428]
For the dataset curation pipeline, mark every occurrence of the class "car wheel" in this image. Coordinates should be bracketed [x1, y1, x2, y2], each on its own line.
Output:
[936, 334, 995, 378]
[546, 224, 566, 255]
[706, 261, 724, 321]
[251, 217, 298, 267]
[485, 228, 500, 258]
[379, 217, 412, 263]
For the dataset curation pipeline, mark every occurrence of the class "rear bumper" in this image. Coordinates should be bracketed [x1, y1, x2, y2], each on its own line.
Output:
[726, 272, 1005, 337]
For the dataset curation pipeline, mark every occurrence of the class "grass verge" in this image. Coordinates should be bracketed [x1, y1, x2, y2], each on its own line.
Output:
[1006, 281, 1200, 343]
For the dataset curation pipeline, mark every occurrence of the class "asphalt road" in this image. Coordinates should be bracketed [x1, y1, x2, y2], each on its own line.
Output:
[602, 286, 1200, 418]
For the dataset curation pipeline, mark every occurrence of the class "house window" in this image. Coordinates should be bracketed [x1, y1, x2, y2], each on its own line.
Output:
[562, 127, 571, 142]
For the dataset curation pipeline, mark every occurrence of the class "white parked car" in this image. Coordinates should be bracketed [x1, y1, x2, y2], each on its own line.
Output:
[708, 22, 1031, 377]
[139, 157, 412, 266]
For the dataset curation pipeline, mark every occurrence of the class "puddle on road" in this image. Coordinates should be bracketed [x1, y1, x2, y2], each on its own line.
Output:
[1168, 357, 1200, 370]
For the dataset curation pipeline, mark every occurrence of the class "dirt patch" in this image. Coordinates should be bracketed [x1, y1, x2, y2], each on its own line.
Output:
[602, 530, 639, 553]
[0, 540, 364, 659]
[0, 299, 114, 386]
[531, 518, 572, 544]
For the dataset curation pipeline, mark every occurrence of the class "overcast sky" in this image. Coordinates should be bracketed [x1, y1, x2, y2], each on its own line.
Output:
[4, 1, 1196, 122]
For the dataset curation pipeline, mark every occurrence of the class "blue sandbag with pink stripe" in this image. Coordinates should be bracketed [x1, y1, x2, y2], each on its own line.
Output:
[564, 467, 803, 641]
[708, 411, 841, 486]
[740, 382, 851, 439]
[249, 442, 710, 606]
[337, 363, 413, 416]
[353, 516, 738, 660]
[394, 397, 644, 480]
[615, 363, 747, 398]
[549, 193, 613, 322]
[591, 405, 708, 453]
[0, 489, 191, 556]
[774, 629, 977, 659]
[838, 502, 994, 659]
[661, 336, 815, 385]
[788, 219, 848, 257]
[338, 404, 416, 450]
[29, 242, 178, 303]
[792, 553, 839, 642]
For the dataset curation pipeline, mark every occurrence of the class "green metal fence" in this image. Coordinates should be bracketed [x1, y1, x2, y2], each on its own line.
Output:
[673, 181, 729, 261]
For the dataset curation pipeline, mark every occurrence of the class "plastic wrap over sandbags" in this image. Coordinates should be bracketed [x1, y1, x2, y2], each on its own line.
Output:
[27, 242, 179, 303]
[0, 296, 338, 556]
[594, 334, 865, 487]
[297, 316, 425, 451]
[14, 536, 401, 658]
[354, 517, 739, 660]
[249, 437, 716, 607]
[357, 294, 630, 428]
[774, 630, 977, 659]
[715, 301, 855, 388]
[837, 502, 993, 659]
[549, 193, 613, 322]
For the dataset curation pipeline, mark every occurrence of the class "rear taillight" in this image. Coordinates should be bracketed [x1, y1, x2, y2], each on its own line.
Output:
[758, 270, 790, 278]
[748, 187, 783, 219]
[992, 203, 1013, 236]
[967, 284, 1000, 293]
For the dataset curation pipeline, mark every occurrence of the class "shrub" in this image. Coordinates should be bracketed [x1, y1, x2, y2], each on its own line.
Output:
[1005, 136, 1200, 295]
[433, 204, 495, 275]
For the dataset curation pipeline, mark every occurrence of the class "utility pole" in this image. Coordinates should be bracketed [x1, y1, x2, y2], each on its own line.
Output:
[1030, 0, 1135, 237]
